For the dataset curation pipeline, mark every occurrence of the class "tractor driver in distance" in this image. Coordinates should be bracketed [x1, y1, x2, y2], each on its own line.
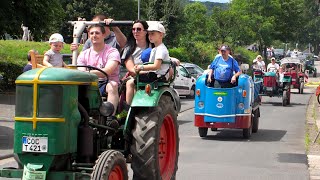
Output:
[267, 57, 280, 72]
[77, 24, 121, 115]
[207, 45, 241, 88]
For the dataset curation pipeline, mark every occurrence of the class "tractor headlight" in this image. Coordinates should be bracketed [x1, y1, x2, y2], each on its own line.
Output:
[238, 103, 244, 110]
[99, 102, 114, 117]
[198, 101, 204, 109]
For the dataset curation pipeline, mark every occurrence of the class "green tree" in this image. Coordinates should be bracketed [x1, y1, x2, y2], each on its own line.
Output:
[181, 2, 208, 43]
[0, 0, 64, 41]
[230, 0, 281, 58]
[144, 0, 185, 47]
[299, 0, 320, 55]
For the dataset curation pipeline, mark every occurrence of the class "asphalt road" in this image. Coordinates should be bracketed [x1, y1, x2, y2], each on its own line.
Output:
[0, 77, 315, 180]
[176, 90, 310, 180]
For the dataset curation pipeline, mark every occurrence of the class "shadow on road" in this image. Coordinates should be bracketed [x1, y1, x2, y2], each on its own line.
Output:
[0, 125, 14, 150]
[201, 129, 286, 142]
[178, 120, 193, 125]
[277, 153, 307, 164]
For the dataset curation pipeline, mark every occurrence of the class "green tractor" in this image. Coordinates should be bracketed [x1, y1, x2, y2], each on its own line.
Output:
[0, 21, 180, 180]
[305, 56, 317, 77]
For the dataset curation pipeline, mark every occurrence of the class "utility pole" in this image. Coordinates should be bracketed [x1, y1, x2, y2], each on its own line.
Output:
[138, 0, 140, 19]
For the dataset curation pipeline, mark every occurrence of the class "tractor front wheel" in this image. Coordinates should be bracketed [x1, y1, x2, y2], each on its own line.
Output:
[198, 127, 208, 137]
[299, 82, 304, 94]
[131, 96, 179, 180]
[187, 86, 195, 99]
[91, 150, 128, 180]
[282, 90, 288, 106]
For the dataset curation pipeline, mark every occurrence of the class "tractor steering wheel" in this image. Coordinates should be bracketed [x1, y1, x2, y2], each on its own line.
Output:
[69, 65, 109, 79]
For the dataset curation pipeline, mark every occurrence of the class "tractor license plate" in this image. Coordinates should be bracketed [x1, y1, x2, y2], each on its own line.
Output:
[292, 79, 296, 81]
[22, 137, 48, 153]
[266, 87, 272, 91]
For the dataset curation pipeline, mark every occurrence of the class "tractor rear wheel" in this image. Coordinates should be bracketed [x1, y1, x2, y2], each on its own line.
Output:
[243, 117, 253, 139]
[131, 96, 179, 180]
[91, 150, 128, 180]
[198, 127, 208, 137]
[252, 108, 259, 133]
[313, 70, 317, 77]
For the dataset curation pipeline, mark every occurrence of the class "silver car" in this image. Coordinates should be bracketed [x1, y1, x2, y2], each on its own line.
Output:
[181, 63, 204, 79]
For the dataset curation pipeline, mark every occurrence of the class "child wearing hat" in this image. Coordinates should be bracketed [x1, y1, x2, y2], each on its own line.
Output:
[134, 22, 171, 82]
[43, 33, 67, 67]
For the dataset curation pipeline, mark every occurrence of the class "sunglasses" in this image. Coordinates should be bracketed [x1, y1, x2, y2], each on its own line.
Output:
[132, 28, 144, 32]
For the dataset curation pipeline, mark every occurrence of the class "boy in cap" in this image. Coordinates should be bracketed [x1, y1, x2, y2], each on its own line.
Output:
[43, 33, 67, 67]
[207, 45, 241, 88]
[134, 22, 171, 82]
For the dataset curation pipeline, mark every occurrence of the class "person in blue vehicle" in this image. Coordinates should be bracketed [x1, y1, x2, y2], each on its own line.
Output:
[207, 45, 241, 88]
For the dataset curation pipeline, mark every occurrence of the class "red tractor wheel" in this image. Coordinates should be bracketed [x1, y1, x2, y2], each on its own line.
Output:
[131, 96, 179, 180]
[91, 150, 128, 180]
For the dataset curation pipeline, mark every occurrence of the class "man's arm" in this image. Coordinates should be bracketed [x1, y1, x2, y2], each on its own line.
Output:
[104, 19, 127, 48]
[112, 27, 127, 48]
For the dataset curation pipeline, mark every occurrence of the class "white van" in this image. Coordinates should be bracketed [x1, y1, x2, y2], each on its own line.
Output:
[173, 65, 196, 98]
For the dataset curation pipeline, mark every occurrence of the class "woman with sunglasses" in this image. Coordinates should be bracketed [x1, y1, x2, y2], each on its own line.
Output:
[121, 20, 153, 106]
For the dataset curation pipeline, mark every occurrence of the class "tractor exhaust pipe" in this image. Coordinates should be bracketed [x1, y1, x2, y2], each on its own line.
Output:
[77, 103, 93, 162]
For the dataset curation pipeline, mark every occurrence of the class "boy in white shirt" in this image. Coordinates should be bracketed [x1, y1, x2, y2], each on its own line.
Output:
[134, 23, 171, 82]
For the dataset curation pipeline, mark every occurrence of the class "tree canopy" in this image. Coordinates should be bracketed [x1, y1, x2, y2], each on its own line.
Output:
[0, 0, 319, 64]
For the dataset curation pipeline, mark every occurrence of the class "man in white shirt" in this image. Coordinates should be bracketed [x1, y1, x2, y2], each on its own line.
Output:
[267, 57, 280, 72]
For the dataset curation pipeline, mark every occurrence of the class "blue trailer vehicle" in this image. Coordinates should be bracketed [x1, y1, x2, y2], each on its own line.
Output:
[194, 64, 261, 139]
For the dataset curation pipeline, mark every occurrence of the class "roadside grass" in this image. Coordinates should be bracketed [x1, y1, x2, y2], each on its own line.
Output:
[0, 40, 72, 64]
[306, 129, 310, 152]
[305, 95, 320, 153]
[306, 97, 316, 152]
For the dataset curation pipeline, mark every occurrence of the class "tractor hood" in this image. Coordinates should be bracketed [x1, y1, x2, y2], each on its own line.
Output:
[16, 67, 98, 85]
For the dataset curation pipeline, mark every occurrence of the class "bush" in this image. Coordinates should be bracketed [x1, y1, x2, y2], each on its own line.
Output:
[233, 46, 258, 65]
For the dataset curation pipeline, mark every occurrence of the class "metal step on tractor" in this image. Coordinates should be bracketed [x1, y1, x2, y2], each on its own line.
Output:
[0, 20, 181, 180]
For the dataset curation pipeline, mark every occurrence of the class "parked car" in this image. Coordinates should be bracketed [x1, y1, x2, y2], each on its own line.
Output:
[173, 65, 196, 98]
[181, 62, 204, 79]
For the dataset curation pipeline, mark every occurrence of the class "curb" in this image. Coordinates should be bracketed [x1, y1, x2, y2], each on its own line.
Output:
[0, 153, 13, 160]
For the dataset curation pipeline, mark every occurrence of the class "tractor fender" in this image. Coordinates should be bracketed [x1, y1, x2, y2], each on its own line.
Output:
[131, 87, 181, 112]
[123, 87, 181, 137]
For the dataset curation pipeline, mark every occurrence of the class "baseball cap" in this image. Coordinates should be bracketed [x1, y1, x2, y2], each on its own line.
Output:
[141, 48, 152, 63]
[253, 59, 258, 63]
[147, 23, 166, 34]
[220, 45, 228, 51]
[271, 57, 275, 60]
[49, 33, 64, 43]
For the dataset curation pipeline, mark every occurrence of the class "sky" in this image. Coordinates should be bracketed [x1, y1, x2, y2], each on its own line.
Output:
[193, 0, 231, 3]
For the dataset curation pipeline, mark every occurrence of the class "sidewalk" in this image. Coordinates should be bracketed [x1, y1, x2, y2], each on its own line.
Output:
[0, 93, 15, 160]
[306, 75, 320, 180]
